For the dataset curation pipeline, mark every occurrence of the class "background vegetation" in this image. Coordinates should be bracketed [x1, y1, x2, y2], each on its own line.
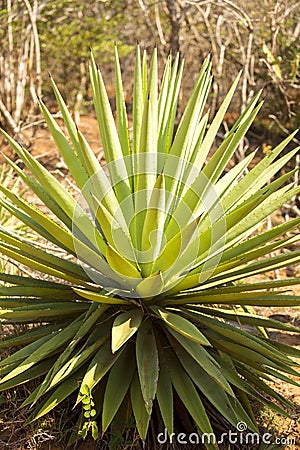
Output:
[0, 0, 299, 150]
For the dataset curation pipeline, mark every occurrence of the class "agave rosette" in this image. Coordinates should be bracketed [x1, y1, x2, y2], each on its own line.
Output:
[0, 46, 300, 448]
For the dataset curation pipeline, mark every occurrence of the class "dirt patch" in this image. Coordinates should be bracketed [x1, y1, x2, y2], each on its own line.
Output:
[0, 114, 104, 167]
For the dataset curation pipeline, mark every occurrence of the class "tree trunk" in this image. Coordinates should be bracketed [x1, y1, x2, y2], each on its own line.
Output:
[166, 0, 182, 54]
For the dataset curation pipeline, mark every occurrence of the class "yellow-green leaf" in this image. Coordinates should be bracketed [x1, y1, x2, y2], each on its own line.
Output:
[152, 306, 210, 346]
[136, 320, 158, 414]
[111, 308, 143, 353]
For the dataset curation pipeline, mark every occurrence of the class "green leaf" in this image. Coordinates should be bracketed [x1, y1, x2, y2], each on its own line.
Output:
[134, 96, 156, 249]
[89, 52, 132, 208]
[208, 336, 299, 377]
[106, 244, 142, 282]
[73, 288, 131, 305]
[27, 318, 111, 405]
[237, 365, 295, 410]
[0, 323, 63, 349]
[204, 96, 262, 183]
[0, 228, 88, 281]
[166, 328, 234, 396]
[152, 306, 210, 345]
[222, 131, 299, 211]
[38, 97, 89, 190]
[77, 341, 122, 404]
[203, 251, 300, 292]
[182, 309, 297, 364]
[92, 421, 99, 440]
[136, 271, 164, 299]
[163, 58, 212, 210]
[0, 194, 116, 283]
[102, 343, 135, 431]
[142, 50, 147, 99]
[217, 216, 300, 268]
[158, 53, 184, 156]
[173, 341, 257, 431]
[156, 347, 173, 435]
[172, 248, 300, 294]
[130, 373, 150, 441]
[136, 319, 159, 414]
[0, 130, 94, 236]
[1, 153, 71, 228]
[76, 129, 121, 212]
[187, 305, 300, 332]
[91, 192, 136, 263]
[213, 151, 255, 200]
[178, 277, 300, 296]
[0, 357, 56, 392]
[0, 333, 56, 368]
[166, 350, 216, 449]
[0, 273, 69, 288]
[0, 186, 76, 254]
[153, 216, 201, 274]
[29, 366, 87, 422]
[0, 302, 88, 322]
[132, 45, 144, 155]
[158, 53, 172, 117]
[193, 70, 242, 171]
[50, 75, 93, 174]
[212, 352, 292, 417]
[0, 285, 74, 299]
[147, 47, 158, 149]
[168, 56, 211, 162]
[111, 308, 143, 353]
[114, 45, 130, 158]
[0, 316, 83, 384]
[140, 174, 166, 276]
[223, 184, 300, 248]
